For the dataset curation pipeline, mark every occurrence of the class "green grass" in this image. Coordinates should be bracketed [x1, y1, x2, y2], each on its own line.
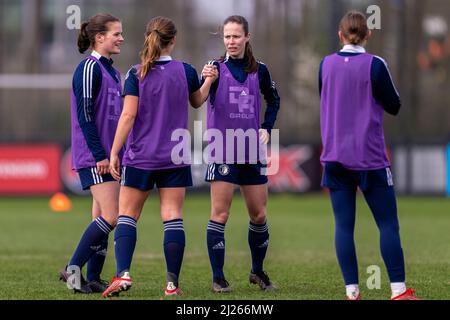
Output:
[0, 194, 449, 300]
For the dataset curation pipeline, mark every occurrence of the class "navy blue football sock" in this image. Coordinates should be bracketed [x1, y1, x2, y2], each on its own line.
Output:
[86, 233, 108, 282]
[114, 215, 137, 277]
[248, 221, 269, 273]
[329, 188, 359, 285]
[163, 219, 185, 285]
[69, 216, 113, 270]
[206, 220, 226, 280]
[363, 187, 405, 283]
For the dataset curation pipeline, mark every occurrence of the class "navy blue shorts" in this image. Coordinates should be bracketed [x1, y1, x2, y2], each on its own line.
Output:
[78, 167, 116, 190]
[205, 163, 268, 185]
[321, 162, 394, 191]
[121, 166, 193, 191]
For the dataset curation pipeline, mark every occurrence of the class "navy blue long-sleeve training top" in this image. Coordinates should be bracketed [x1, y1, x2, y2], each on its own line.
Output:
[319, 45, 401, 116]
[72, 51, 120, 162]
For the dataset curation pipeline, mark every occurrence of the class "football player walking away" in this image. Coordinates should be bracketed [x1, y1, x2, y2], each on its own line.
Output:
[319, 11, 419, 300]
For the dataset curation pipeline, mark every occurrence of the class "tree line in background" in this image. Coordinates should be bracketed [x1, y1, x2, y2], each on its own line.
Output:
[0, 0, 448, 145]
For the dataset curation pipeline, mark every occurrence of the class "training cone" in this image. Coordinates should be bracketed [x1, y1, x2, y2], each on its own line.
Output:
[49, 192, 72, 212]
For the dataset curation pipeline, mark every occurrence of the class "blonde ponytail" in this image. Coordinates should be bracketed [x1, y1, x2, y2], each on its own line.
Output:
[139, 31, 162, 79]
[139, 17, 177, 79]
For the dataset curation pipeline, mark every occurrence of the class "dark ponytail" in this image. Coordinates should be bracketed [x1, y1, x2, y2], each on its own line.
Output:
[243, 42, 258, 74]
[220, 15, 258, 74]
[77, 13, 120, 54]
[77, 22, 90, 53]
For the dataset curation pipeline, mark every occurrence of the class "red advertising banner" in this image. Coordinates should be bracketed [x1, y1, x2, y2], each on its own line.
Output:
[0, 144, 62, 195]
[268, 145, 322, 192]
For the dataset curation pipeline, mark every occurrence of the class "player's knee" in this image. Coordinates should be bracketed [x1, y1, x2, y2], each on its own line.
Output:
[379, 222, 400, 236]
[97, 202, 119, 221]
[249, 210, 266, 224]
[211, 210, 229, 224]
[101, 214, 118, 227]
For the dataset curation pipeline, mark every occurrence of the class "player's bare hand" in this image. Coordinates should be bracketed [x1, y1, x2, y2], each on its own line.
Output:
[209, 66, 219, 81]
[109, 154, 121, 181]
[259, 129, 270, 145]
[202, 64, 218, 81]
[96, 159, 110, 176]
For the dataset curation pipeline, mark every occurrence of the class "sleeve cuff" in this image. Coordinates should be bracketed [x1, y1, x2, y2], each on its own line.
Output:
[261, 126, 272, 135]
[93, 152, 108, 163]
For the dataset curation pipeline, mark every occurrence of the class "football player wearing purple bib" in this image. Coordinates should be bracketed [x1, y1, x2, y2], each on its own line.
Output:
[319, 11, 419, 300]
[102, 16, 217, 298]
[61, 14, 124, 294]
[201, 15, 280, 293]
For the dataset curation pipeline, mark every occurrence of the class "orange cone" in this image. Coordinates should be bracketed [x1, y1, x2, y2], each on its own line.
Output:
[49, 192, 72, 212]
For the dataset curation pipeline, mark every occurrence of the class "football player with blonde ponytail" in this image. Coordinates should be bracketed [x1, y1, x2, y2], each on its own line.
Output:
[102, 16, 218, 298]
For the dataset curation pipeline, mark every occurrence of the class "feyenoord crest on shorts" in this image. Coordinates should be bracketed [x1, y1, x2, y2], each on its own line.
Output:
[218, 164, 230, 176]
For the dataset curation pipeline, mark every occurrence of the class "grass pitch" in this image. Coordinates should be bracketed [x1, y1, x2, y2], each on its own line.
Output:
[0, 193, 448, 300]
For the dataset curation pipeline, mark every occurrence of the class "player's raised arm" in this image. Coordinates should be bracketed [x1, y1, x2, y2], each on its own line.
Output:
[189, 64, 218, 108]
